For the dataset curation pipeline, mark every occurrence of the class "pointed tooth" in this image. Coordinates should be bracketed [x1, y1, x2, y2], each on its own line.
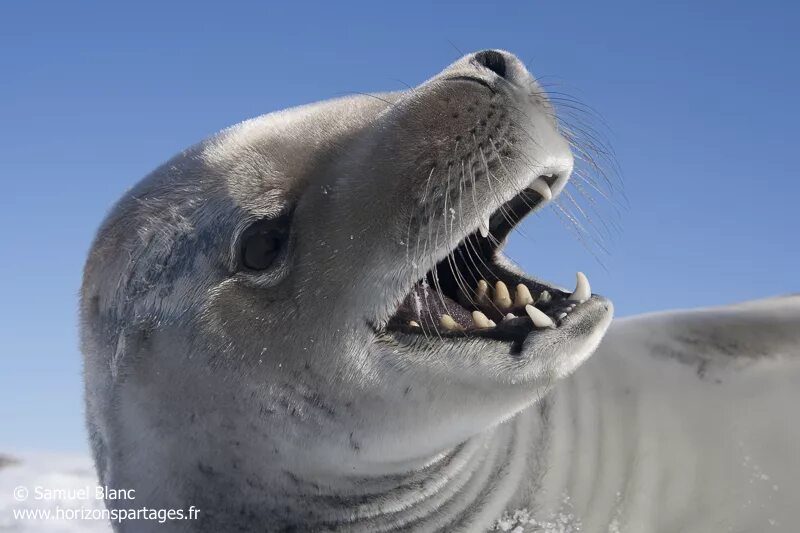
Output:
[538, 290, 551, 304]
[525, 304, 554, 328]
[494, 281, 512, 310]
[476, 279, 492, 306]
[503, 313, 516, 322]
[515, 284, 534, 307]
[568, 272, 591, 302]
[409, 320, 420, 328]
[529, 178, 553, 201]
[440, 314, 462, 331]
[478, 216, 491, 238]
[557, 312, 567, 319]
[487, 320, 497, 327]
[472, 310, 492, 329]
[476, 279, 489, 294]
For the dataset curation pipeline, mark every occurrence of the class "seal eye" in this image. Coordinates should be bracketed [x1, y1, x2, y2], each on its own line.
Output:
[243, 234, 281, 270]
[239, 218, 288, 271]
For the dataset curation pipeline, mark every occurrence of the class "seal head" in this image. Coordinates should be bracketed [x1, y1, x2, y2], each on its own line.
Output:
[81, 49, 613, 529]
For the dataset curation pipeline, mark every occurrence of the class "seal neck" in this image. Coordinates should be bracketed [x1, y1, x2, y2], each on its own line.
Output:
[266, 409, 545, 531]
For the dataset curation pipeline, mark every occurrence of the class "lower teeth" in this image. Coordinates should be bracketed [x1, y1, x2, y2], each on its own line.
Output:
[405, 272, 591, 333]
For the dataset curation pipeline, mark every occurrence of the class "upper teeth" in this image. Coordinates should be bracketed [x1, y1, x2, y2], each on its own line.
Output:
[529, 177, 553, 201]
[478, 177, 552, 239]
[515, 283, 534, 307]
[476, 280, 491, 307]
[567, 271, 591, 303]
[479, 215, 491, 238]
[494, 281, 512, 310]
[538, 290, 551, 304]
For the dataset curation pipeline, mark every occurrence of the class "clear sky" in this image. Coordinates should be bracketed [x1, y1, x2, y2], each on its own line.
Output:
[1, 1, 798, 452]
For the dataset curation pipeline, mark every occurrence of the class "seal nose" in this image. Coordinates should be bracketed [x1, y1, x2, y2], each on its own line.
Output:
[473, 50, 508, 79]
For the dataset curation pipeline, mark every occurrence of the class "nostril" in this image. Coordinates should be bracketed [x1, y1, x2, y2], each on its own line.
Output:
[474, 50, 507, 79]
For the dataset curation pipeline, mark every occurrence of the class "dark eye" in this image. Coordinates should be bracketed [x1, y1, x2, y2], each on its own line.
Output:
[239, 217, 289, 271]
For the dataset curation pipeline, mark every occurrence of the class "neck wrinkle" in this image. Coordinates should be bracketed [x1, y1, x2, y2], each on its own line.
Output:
[283, 408, 544, 531]
[534, 357, 642, 530]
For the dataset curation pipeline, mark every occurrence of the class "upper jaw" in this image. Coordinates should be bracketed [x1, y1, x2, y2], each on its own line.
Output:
[360, 51, 578, 339]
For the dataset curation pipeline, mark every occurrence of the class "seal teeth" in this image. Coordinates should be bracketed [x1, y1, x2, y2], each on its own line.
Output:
[525, 304, 554, 328]
[529, 177, 553, 201]
[478, 216, 491, 238]
[408, 320, 420, 328]
[515, 284, 534, 307]
[476, 279, 492, 307]
[439, 314, 463, 331]
[568, 271, 591, 303]
[472, 310, 492, 329]
[503, 313, 516, 322]
[538, 290, 551, 304]
[494, 281, 512, 310]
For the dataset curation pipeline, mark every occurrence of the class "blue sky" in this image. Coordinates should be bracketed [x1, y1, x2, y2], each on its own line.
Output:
[1, 1, 798, 452]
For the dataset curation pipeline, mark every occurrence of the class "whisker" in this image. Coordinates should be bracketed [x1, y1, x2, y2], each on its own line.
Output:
[333, 91, 395, 105]
[476, 141, 525, 242]
[551, 200, 610, 269]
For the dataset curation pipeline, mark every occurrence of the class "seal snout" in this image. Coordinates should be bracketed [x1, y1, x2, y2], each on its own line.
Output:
[440, 49, 527, 88]
[473, 49, 508, 80]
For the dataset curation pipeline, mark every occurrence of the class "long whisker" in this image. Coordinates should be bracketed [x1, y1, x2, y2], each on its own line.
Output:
[333, 91, 395, 105]
[474, 135, 530, 242]
[449, 165, 482, 311]
[551, 200, 610, 268]
[431, 166, 456, 318]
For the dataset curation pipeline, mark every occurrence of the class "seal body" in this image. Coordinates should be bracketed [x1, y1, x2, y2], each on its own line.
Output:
[80, 49, 800, 532]
[499, 295, 800, 532]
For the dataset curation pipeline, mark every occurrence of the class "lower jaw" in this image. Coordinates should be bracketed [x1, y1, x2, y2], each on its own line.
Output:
[380, 295, 611, 378]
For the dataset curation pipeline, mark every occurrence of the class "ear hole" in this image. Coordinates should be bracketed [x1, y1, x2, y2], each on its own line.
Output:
[88, 295, 100, 320]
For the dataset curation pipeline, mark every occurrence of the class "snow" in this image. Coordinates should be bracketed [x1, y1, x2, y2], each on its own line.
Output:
[493, 493, 583, 533]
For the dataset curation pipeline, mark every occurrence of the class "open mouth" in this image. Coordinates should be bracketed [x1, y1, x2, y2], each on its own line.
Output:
[384, 173, 595, 345]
